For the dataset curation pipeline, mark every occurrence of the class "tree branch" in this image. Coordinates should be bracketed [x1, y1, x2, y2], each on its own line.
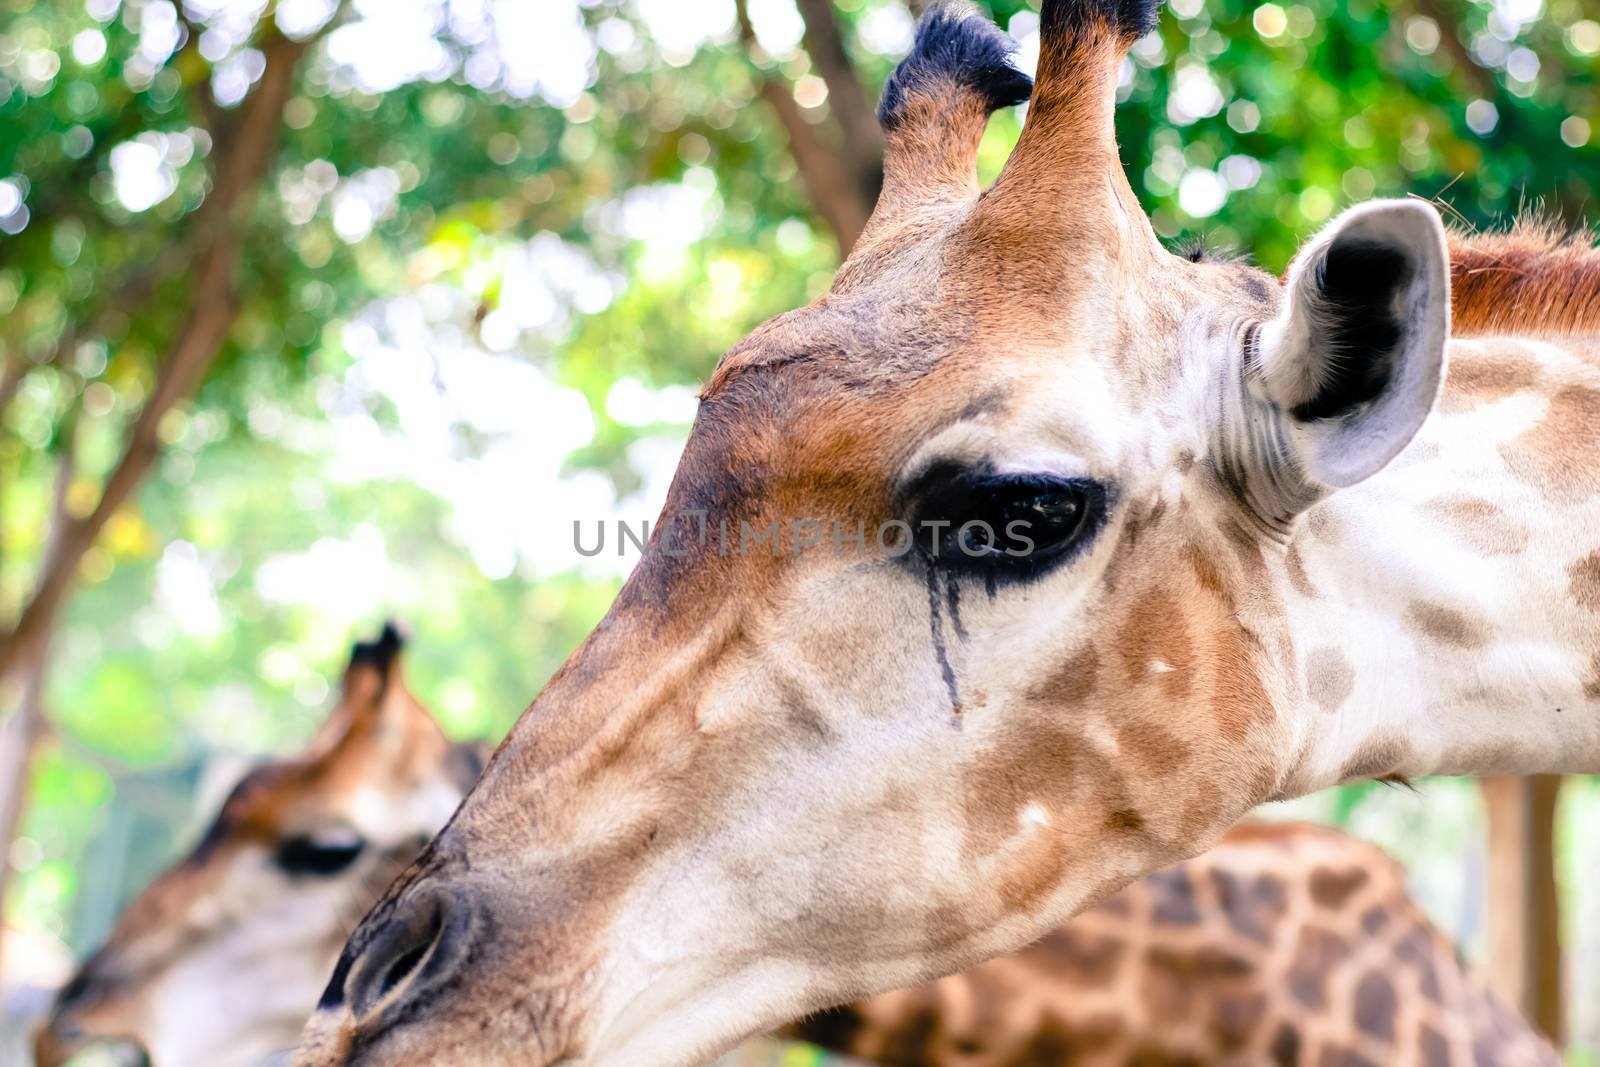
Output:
[0, 27, 310, 683]
[733, 0, 875, 254]
[0, 238, 197, 431]
[0, 344, 29, 421]
[0, 422, 74, 964]
[792, 0, 883, 207]
[1402, 0, 1497, 102]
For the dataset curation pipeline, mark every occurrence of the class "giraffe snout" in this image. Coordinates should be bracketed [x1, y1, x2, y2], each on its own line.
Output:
[33, 961, 142, 1067]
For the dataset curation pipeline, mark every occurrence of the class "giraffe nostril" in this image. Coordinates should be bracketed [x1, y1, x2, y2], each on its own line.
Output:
[375, 927, 435, 1003]
[57, 970, 92, 1006]
[334, 888, 473, 1023]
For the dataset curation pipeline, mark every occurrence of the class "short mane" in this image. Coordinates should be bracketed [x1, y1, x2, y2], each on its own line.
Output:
[1447, 218, 1600, 338]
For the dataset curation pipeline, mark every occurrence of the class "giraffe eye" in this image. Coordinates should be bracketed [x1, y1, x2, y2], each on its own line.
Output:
[276, 829, 365, 877]
[915, 475, 1108, 573]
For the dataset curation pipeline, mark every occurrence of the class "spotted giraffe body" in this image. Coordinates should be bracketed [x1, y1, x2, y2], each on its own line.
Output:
[1274, 328, 1600, 795]
[784, 822, 1557, 1067]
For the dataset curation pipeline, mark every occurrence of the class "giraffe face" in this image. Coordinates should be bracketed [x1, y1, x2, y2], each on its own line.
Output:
[296, 6, 1449, 1066]
[35, 631, 480, 1067]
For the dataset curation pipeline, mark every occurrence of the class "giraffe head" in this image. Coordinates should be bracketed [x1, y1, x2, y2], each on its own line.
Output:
[297, 3, 1451, 1065]
[34, 626, 484, 1067]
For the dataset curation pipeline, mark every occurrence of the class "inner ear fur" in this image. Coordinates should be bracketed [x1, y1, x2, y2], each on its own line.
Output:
[1256, 199, 1450, 490]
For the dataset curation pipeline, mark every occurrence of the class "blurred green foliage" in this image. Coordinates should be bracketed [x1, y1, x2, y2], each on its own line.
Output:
[0, 0, 1597, 1052]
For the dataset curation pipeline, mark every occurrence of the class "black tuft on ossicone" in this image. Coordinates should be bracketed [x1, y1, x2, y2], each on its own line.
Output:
[1040, 0, 1161, 42]
[877, 4, 1033, 131]
[349, 620, 405, 674]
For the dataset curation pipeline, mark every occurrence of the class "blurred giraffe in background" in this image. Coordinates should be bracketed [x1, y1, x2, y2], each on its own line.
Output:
[781, 822, 1559, 1067]
[31, 625, 485, 1067]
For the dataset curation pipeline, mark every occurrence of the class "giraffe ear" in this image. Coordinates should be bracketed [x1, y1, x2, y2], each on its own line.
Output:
[1255, 199, 1450, 490]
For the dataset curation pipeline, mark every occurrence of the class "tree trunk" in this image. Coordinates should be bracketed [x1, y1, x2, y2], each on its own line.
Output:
[1481, 775, 1564, 1044]
[754, 79, 873, 253]
[0, 25, 314, 971]
[0, 28, 308, 685]
[733, 0, 880, 255]
[792, 0, 884, 204]
[0, 635, 51, 975]
[0, 426, 73, 978]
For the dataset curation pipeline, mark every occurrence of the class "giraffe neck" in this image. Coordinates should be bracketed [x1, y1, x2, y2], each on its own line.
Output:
[1268, 333, 1600, 793]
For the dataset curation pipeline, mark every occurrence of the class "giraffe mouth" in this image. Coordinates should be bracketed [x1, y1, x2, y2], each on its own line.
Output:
[33, 1028, 151, 1067]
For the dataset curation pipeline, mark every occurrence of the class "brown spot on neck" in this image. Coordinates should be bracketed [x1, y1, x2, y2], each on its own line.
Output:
[1116, 720, 1189, 775]
[1184, 543, 1227, 600]
[1405, 601, 1488, 649]
[1426, 495, 1531, 555]
[1027, 645, 1100, 712]
[1284, 544, 1317, 598]
[1438, 352, 1540, 413]
[1353, 971, 1398, 1044]
[1499, 385, 1600, 500]
[1568, 549, 1600, 612]
[1583, 650, 1600, 700]
[1115, 588, 1195, 698]
[1221, 518, 1267, 578]
[1210, 867, 1289, 946]
[1104, 807, 1145, 834]
[1145, 866, 1202, 926]
[1308, 865, 1369, 910]
[1304, 647, 1355, 714]
[1208, 621, 1272, 744]
[1270, 1022, 1301, 1067]
[1037, 926, 1127, 986]
[1284, 926, 1350, 1010]
[1302, 503, 1343, 546]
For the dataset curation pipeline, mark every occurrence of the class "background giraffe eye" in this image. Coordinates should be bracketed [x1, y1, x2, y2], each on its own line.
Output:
[276, 829, 366, 877]
[916, 475, 1109, 572]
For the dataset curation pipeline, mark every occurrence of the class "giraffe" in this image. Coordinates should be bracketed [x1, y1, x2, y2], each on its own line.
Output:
[28, 645, 1552, 1067]
[294, 1, 1600, 1064]
[780, 822, 1560, 1067]
[32, 810, 1572, 1067]
[24, 659, 1554, 1067]
[32, 625, 485, 1067]
[22, 667, 1560, 1067]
